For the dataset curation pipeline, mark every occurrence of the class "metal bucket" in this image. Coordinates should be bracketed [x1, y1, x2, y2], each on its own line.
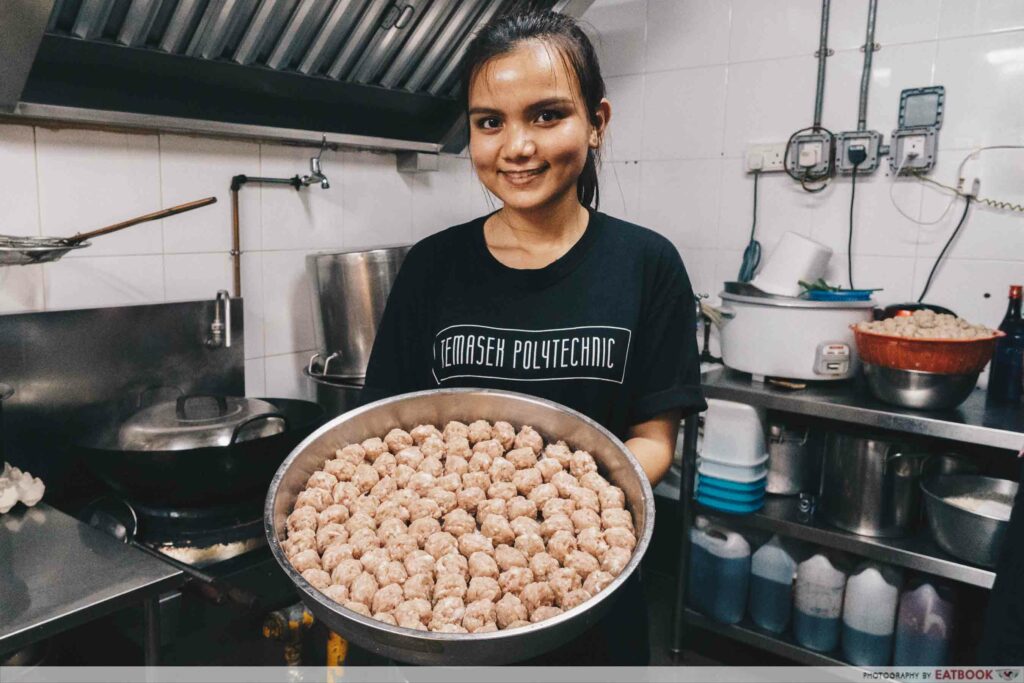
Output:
[766, 422, 821, 495]
[303, 367, 363, 418]
[306, 246, 410, 379]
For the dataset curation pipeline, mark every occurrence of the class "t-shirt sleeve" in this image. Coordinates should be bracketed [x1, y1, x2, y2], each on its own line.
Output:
[627, 242, 707, 425]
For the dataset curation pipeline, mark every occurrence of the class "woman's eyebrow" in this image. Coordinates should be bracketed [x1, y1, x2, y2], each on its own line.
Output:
[468, 97, 576, 116]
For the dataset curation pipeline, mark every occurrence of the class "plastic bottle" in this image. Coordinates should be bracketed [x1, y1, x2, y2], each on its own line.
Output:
[749, 535, 797, 633]
[794, 553, 847, 652]
[841, 563, 903, 665]
[687, 521, 751, 624]
[893, 580, 955, 665]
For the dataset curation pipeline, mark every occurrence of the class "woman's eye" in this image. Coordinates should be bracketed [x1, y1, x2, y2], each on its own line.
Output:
[536, 110, 564, 124]
[477, 117, 501, 130]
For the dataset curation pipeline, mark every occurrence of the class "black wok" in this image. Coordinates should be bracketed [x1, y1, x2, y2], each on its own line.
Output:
[78, 398, 324, 507]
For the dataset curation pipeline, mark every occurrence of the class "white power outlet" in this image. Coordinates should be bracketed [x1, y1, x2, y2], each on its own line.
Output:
[746, 143, 788, 173]
[903, 134, 927, 162]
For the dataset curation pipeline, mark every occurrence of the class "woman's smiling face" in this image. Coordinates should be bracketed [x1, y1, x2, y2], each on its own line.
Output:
[468, 40, 608, 212]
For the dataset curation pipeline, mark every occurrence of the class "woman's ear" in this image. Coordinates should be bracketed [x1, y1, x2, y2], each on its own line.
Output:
[590, 97, 612, 148]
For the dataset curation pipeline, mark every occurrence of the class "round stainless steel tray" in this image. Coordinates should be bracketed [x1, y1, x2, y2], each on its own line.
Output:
[265, 388, 655, 664]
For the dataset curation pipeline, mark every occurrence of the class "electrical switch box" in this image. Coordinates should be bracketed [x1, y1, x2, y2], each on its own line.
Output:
[887, 85, 944, 174]
[835, 130, 882, 173]
[786, 131, 833, 179]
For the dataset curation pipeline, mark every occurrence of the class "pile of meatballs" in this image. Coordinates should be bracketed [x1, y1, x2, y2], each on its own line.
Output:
[283, 419, 637, 634]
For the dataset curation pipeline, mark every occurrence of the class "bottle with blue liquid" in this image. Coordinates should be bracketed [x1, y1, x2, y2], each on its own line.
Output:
[842, 563, 903, 665]
[687, 520, 751, 624]
[749, 535, 797, 634]
[893, 580, 955, 665]
[794, 553, 847, 653]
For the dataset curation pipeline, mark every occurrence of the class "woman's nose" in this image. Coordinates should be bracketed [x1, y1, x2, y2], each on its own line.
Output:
[503, 125, 536, 159]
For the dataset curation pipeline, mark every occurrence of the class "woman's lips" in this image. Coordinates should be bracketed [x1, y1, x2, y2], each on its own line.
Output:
[499, 165, 548, 185]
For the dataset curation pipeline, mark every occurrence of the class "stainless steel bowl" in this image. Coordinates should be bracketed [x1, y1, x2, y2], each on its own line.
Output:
[921, 475, 1017, 568]
[265, 388, 655, 665]
[863, 363, 979, 410]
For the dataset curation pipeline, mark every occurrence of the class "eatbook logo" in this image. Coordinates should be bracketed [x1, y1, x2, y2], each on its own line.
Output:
[432, 324, 632, 385]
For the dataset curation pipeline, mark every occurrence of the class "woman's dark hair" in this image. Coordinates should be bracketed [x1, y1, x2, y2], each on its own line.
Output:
[459, 11, 606, 210]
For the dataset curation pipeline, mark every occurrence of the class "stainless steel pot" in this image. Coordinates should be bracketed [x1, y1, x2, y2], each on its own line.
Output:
[820, 431, 929, 538]
[766, 421, 821, 495]
[921, 475, 1016, 568]
[307, 246, 410, 379]
[265, 388, 654, 665]
[303, 365, 363, 417]
[0, 384, 11, 462]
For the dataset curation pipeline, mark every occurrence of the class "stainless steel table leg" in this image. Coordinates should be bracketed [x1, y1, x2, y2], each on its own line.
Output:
[144, 596, 161, 666]
[671, 416, 699, 658]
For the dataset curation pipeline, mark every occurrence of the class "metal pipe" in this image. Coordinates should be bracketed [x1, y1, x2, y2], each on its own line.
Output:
[670, 416, 700, 657]
[857, 0, 880, 132]
[143, 596, 161, 666]
[230, 185, 241, 298]
[813, 0, 832, 128]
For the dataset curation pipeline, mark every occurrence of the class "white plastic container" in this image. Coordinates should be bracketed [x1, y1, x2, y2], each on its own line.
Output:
[698, 453, 769, 482]
[794, 553, 847, 653]
[893, 581, 955, 665]
[749, 535, 798, 633]
[751, 231, 833, 298]
[687, 523, 751, 624]
[841, 563, 903, 666]
[700, 399, 768, 465]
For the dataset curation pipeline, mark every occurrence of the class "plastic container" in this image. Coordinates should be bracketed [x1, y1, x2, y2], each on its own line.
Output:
[841, 563, 903, 666]
[751, 231, 833, 298]
[700, 399, 767, 465]
[893, 581, 955, 666]
[687, 522, 751, 624]
[695, 491, 765, 515]
[749, 535, 797, 634]
[794, 553, 847, 653]
[698, 454, 769, 482]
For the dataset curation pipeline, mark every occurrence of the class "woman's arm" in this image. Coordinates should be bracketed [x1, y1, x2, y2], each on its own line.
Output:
[625, 409, 682, 485]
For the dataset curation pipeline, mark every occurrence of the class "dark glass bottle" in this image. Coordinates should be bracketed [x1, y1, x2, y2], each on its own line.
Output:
[987, 285, 1024, 405]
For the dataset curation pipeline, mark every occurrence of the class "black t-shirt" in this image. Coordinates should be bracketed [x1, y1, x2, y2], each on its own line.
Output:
[362, 209, 706, 440]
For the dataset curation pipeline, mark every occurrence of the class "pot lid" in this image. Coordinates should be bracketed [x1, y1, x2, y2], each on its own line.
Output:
[720, 291, 876, 309]
[117, 395, 285, 452]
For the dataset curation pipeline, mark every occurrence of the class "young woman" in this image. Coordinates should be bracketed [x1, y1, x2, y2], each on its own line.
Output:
[363, 11, 705, 663]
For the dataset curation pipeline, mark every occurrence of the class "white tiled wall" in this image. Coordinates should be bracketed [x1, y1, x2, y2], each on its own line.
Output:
[585, 0, 1024, 326]
[0, 126, 491, 399]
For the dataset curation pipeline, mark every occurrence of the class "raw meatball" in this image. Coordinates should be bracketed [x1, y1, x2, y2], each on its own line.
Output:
[429, 596, 466, 629]
[514, 533, 545, 558]
[349, 572, 379, 606]
[528, 552, 560, 581]
[359, 547, 390, 575]
[337, 443, 367, 466]
[384, 428, 413, 454]
[472, 439, 504, 460]
[569, 451, 598, 478]
[494, 545, 529, 571]
[407, 471, 435, 496]
[290, 549, 321, 572]
[457, 486, 486, 513]
[488, 457, 515, 483]
[373, 612, 398, 626]
[571, 508, 602, 533]
[540, 514, 574, 542]
[462, 471, 491, 491]
[434, 573, 468, 601]
[286, 529, 316, 556]
[389, 488, 418, 509]
[506, 620, 530, 629]
[602, 546, 631, 576]
[468, 452, 494, 475]
[564, 550, 600, 579]
[495, 593, 528, 628]
[323, 458, 356, 482]
[604, 527, 637, 552]
[442, 508, 476, 537]
[493, 421, 516, 450]
[546, 529, 578, 563]
[445, 436, 472, 459]
[372, 452, 398, 478]
[530, 606, 564, 623]
[318, 504, 349, 527]
[384, 533, 418, 566]
[295, 488, 331, 512]
[467, 420, 493, 444]
[463, 599, 497, 632]
[506, 447, 538, 470]
[510, 516, 541, 538]
[520, 581, 555, 613]
[579, 471, 610, 492]
[372, 583, 404, 613]
[480, 514, 515, 545]
[571, 487, 600, 514]
[577, 527, 610, 559]
[306, 470, 338, 492]
[408, 517, 442, 547]
[559, 588, 592, 610]
[434, 623, 468, 633]
[527, 483, 559, 508]
[394, 464, 416, 488]
[473, 622, 499, 633]
[550, 471, 580, 498]
[543, 441, 573, 468]
[370, 475, 397, 500]
[346, 512, 376, 535]
[512, 468, 543, 496]
[418, 456, 444, 478]
[408, 497, 442, 522]
[396, 598, 432, 625]
[468, 551, 499, 579]
[348, 528, 381, 559]
[403, 572, 434, 601]
[475, 498, 507, 525]
[396, 613, 427, 630]
[426, 487, 457, 515]
[536, 457, 564, 482]
[584, 571, 614, 597]
[376, 500, 410, 524]
[548, 567, 583, 599]
[443, 421, 470, 442]
[541, 498, 576, 520]
[602, 509, 634, 531]
[467, 576, 502, 603]
[599, 486, 626, 511]
[361, 438, 387, 460]
[458, 532, 494, 558]
[322, 543, 355, 573]
[410, 424, 442, 445]
[344, 601, 371, 617]
[498, 567, 535, 596]
[375, 560, 409, 587]
[514, 426, 544, 454]
[331, 481, 360, 508]
[316, 523, 349, 553]
[403, 549, 435, 577]
[507, 496, 537, 520]
[376, 518, 407, 543]
[444, 455, 469, 476]
[349, 495, 380, 519]
[435, 552, 468, 577]
[420, 436, 446, 460]
[331, 559, 363, 587]
[323, 584, 349, 603]
[395, 446, 424, 470]
[424, 531, 459, 560]
[487, 481, 518, 501]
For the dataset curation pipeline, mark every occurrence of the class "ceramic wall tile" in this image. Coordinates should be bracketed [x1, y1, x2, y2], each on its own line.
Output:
[604, 74, 645, 161]
[938, 0, 1024, 39]
[341, 151, 413, 249]
[163, 251, 233, 304]
[722, 56, 816, 158]
[584, 0, 648, 77]
[637, 159, 721, 249]
[411, 156, 494, 241]
[43, 255, 165, 310]
[240, 251, 265, 360]
[831, 0, 941, 48]
[645, 0, 731, 72]
[261, 250, 316, 357]
[911, 257, 1023, 327]
[0, 125, 40, 238]
[265, 352, 316, 401]
[0, 266, 45, 314]
[245, 358, 266, 396]
[597, 161, 642, 222]
[642, 66, 727, 160]
[821, 254, 917, 307]
[728, 0, 823, 63]
[259, 144, 344, 251]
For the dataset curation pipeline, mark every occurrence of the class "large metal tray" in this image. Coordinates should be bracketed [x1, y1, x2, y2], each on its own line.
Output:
[264, 388, 655, 664]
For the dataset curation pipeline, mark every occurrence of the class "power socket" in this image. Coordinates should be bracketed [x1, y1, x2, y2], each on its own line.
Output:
[903, 134, 927, 162]
[745, 143, 788, 172]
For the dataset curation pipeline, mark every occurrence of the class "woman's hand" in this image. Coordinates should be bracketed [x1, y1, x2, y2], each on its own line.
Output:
[625, 409, 683, 486]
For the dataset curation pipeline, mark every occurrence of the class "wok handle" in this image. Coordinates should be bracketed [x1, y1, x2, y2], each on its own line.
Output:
[131, 541, 259, 609]
[229, 412, 288, 445]
[176, 395, 229, 420]
[69, 197, 217, 244]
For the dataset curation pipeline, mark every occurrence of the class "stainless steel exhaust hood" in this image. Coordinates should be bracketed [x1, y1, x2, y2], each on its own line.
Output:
[1, 0, 593, 154]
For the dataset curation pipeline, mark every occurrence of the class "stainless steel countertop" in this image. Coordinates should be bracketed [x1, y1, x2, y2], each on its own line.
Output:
[702, 367, 1024, 452]
[0, 503, 183, 654]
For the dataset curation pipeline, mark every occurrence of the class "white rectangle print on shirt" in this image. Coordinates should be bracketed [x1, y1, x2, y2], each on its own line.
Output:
[432, 324, 632, 385]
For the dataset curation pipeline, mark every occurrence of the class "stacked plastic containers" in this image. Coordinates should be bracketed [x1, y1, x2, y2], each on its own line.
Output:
[893, 580, 955, 665]
[842, 563, 903, 665]
[749, 535, 798, 634]
[688, 518, 751, 624]
[696, 399, 767, 514]
[794, 553, 847, 652]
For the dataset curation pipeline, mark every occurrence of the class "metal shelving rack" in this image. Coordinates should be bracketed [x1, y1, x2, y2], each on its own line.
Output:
[671, 367, 1024, 663]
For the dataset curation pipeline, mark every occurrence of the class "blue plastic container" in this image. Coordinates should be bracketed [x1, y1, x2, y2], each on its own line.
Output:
[749, 535, 797, 634]
[687, 522, 751, 624]
[794, 553, 847, 653]
[841, 563, 902, 666]
[893, 581, 955, 665]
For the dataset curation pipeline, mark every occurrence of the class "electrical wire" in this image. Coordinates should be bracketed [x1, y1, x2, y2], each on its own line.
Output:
[737, 171, 761, 282]
[848, 167, 857, 289]
[783, 125, 835, 193]
[917, 196, 972, 303]
[889, 154, 959, 225]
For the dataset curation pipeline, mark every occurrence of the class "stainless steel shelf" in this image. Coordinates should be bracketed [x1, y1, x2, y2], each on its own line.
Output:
[702, 367, 1024, 452]
[697, 498, 996, 589]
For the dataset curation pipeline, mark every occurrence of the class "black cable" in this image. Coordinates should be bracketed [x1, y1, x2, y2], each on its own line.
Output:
[737, 171, 762, 282]
[783, 125, 835, 193]
[848, 166, 857, 290]
[917, 196, 973, 303]
[748, 170, 759, 242]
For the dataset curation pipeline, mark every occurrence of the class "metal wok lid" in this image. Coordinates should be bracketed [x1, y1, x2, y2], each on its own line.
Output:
[117, 395, 285, 452]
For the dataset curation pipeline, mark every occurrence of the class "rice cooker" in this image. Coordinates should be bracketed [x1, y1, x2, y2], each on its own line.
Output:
[717, 291, 875, 381]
